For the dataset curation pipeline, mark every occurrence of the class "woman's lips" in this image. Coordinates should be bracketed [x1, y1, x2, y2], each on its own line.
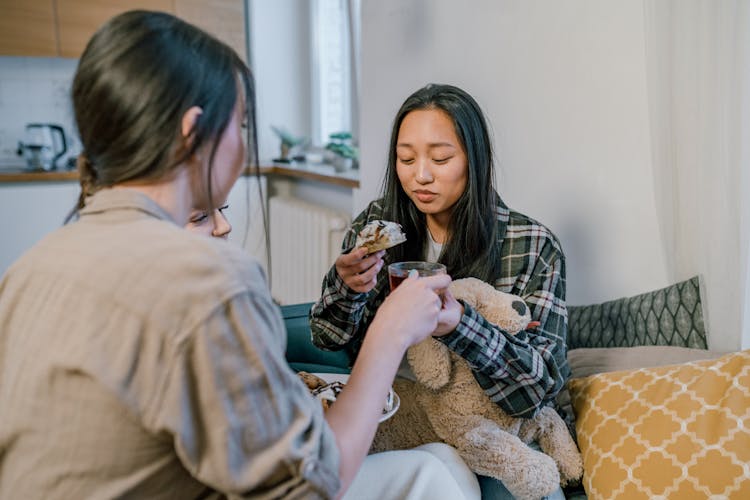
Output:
[414, 190, 437, 202]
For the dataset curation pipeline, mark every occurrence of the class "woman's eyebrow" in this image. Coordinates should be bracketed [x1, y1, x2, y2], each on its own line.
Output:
[397, 142, 455, 148]
[396, 142, 456, 149]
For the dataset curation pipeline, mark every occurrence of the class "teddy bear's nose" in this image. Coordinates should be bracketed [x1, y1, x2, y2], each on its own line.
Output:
[512, 300, 527, 316]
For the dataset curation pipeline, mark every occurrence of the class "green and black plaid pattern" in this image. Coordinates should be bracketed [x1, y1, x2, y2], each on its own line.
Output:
[310, 198, 570, 418]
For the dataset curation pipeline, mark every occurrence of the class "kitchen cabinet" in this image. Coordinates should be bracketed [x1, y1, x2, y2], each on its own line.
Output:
[175, 0, 247, 62]
[56, 0, 175, 58]
[0, 0, 247, 60]
[0, 0, 58, 57]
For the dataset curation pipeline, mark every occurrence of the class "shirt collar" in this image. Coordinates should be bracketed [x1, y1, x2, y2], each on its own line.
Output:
[495, 191, 509, 245]
[79, 187, 178, 224]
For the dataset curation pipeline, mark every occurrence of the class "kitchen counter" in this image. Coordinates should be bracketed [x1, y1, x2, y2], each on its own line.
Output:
[0, 169, 79, 183]
[0, 163, 360, 188]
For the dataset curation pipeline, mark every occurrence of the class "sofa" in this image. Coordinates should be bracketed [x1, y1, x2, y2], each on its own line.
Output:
[559, 276, 748, 499]
[282, 301, 350, 374]
[282, 276, 750, 499]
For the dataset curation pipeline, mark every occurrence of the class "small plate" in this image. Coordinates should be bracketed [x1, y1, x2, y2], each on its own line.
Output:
[312, 372, 400, 422]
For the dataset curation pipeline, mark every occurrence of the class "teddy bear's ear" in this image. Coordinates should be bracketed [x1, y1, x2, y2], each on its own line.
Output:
[472, 283, 532, 335]
[449, 277, 483, 304]
[406, 338, 452, 389]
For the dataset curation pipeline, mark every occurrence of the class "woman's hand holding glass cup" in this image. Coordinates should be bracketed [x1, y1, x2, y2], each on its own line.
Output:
[374, 267, 452, 349]
[387, 261, 463, 337]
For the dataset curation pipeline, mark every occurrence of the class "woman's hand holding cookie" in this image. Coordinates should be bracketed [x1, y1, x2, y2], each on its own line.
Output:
[335, 248, 385, 293]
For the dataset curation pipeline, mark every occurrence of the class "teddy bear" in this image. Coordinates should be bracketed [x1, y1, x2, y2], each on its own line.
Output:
[371, 277, 583, 500]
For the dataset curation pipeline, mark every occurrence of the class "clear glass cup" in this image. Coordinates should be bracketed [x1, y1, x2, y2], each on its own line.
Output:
[387, 261, 447, 291]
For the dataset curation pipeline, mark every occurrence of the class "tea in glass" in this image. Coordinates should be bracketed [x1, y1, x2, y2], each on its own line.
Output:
[387, 261, 447, 291]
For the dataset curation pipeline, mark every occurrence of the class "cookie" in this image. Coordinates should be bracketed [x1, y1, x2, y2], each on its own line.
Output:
[298, 371, 328, 391]
[355, 220, 407, 254]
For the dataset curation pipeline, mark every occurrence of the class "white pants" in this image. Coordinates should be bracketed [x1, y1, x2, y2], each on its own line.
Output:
[343, 442, 481, 500]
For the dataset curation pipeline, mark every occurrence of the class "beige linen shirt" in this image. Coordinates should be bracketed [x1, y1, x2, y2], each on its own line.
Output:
[0, 189, 340, 499]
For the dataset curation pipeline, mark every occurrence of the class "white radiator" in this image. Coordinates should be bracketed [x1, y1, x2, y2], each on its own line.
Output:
[269, 196, 350, 305]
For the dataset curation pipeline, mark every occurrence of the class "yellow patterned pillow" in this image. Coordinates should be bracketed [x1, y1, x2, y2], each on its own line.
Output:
[569, 349, 750, 499]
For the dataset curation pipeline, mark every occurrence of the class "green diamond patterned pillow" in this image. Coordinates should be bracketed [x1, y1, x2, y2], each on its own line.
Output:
[567, 276, 707, 350]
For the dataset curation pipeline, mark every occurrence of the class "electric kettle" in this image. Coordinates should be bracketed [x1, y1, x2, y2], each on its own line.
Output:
[17, 123, 68, 171]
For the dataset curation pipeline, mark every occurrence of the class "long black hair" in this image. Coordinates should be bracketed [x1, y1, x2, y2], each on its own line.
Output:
[69, 10, 257, 220]
[382, 83, 501, 282]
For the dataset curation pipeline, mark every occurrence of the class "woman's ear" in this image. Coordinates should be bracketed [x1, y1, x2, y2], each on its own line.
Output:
[181, 106, 203, 147]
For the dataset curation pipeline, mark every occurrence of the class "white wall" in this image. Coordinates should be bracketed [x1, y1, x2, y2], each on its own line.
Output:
[247, 0, 312, 163]
[357, 0, 670, 306]
[224, 175, 269, 270]
[247, 0, 355, 217]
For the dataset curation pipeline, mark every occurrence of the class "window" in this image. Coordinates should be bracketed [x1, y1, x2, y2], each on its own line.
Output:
[311, 0, 359, 146]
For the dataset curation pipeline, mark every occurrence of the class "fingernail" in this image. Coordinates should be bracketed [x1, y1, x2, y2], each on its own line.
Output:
[408, 269, 419, 278]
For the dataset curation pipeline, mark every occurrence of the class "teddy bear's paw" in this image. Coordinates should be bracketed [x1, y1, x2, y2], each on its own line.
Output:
[494, 461, 560, 500]
[531, 407, 584, 484]
[557, 453, 584, 486]
[458, 424, 560, 500]
[511, 453, 561, 500]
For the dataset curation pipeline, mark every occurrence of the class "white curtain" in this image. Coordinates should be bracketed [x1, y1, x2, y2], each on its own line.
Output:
[644, 0, 750, 351]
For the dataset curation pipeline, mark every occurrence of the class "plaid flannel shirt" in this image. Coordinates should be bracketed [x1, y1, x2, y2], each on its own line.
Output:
[310, 198, 570, 418]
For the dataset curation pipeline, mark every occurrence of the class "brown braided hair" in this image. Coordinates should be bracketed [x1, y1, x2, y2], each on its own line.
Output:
[74, 154, 97, 211]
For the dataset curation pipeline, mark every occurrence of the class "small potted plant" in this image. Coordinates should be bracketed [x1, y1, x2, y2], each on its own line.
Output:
[271, 125, 306, 163]
[325, 131, 358, 170]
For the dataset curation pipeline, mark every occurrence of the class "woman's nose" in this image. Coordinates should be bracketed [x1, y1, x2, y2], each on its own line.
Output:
[415, 159, 433, 184]
[212, 211, 232, 239]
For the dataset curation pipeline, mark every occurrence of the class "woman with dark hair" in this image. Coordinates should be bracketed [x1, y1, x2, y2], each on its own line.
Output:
[311, 83, 570, 498]
[0, 14, 475, 499]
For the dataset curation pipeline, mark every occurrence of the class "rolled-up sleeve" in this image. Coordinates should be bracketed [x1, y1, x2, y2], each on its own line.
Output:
[146, 290, 341, 498]
[310, 201, 389, 354]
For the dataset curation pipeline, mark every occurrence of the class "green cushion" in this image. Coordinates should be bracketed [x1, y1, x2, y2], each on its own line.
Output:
[567, 276, 708, 350]
[281, 302, 351, 373]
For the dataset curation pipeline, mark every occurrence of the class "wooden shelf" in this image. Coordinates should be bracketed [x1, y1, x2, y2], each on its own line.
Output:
[258, 164, 359, 189]
[0, 170, 79, 183]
